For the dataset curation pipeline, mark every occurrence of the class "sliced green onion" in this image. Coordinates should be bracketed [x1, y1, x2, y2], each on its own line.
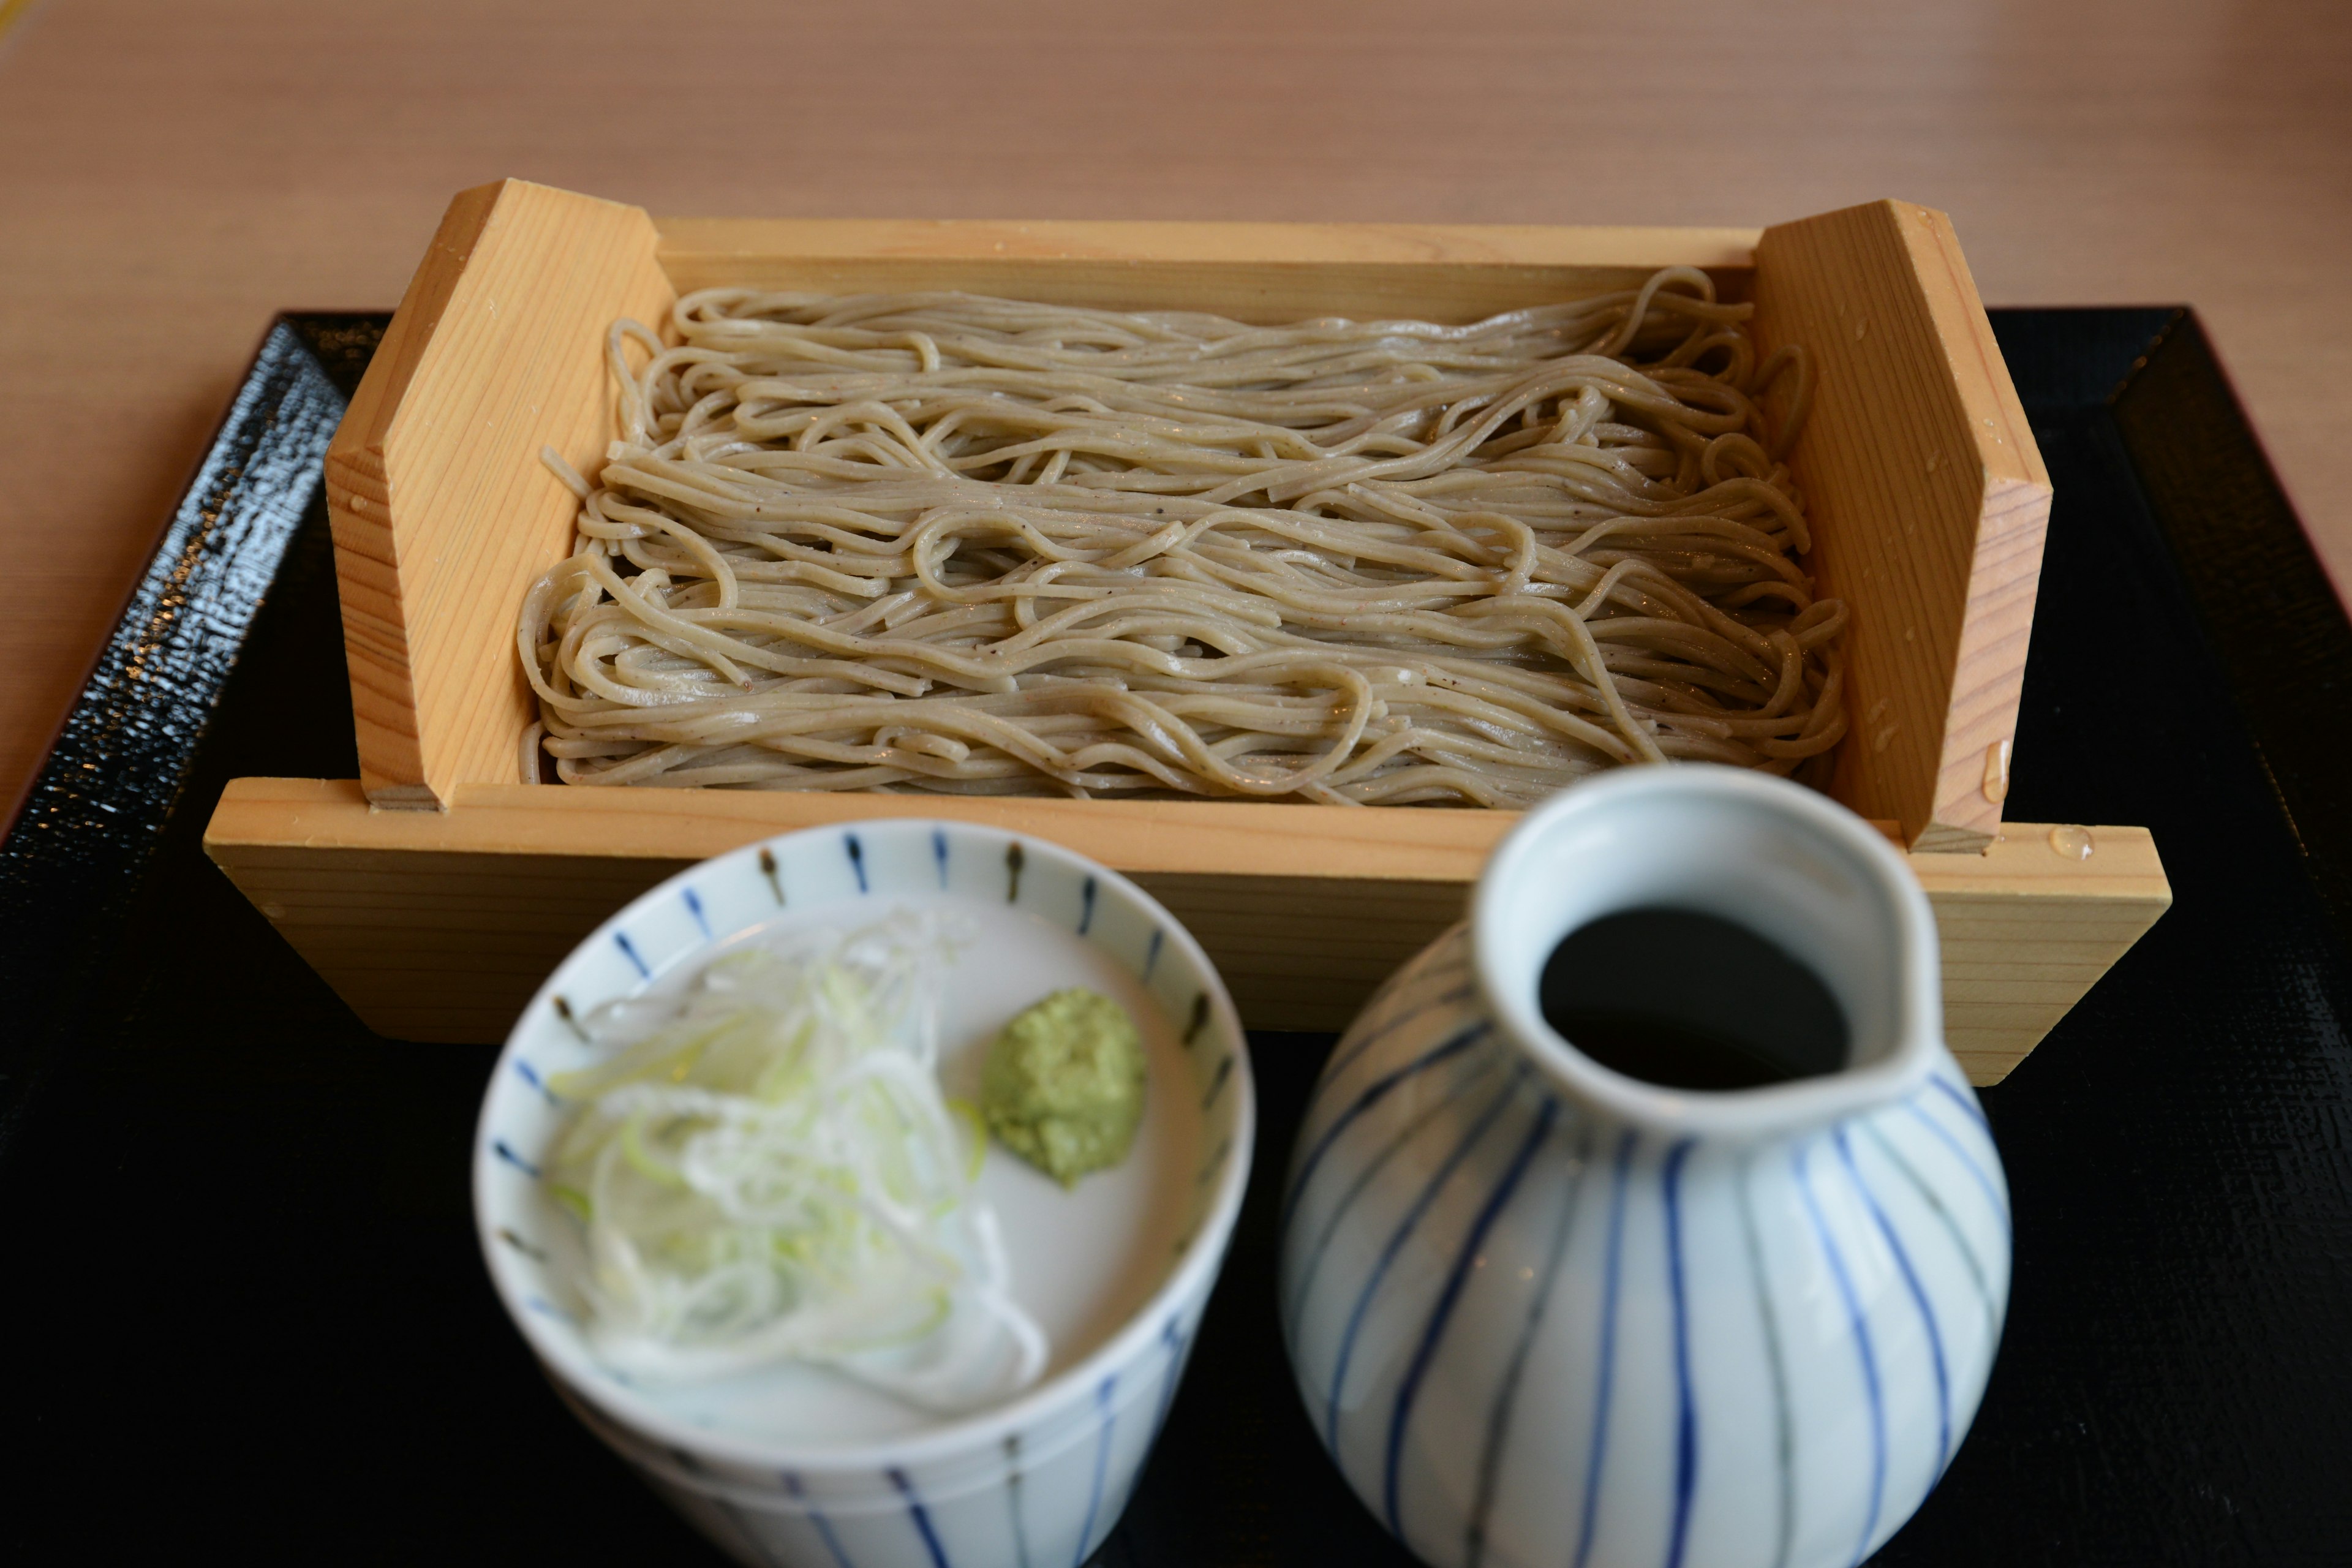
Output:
[546, 909, 1046, 1412]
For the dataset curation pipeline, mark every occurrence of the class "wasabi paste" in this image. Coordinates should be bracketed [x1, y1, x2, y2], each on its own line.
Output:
[982, 989, 1147, 1186]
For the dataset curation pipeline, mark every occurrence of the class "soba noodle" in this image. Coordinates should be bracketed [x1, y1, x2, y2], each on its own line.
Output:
[519, 269, 1843, 805]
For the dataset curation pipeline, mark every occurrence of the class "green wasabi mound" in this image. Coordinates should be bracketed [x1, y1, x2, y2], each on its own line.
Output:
[981, 988, 1147, 1187]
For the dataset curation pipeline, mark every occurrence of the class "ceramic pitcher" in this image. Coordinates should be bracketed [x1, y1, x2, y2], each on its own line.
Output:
[1278, 766, 2010, 1568]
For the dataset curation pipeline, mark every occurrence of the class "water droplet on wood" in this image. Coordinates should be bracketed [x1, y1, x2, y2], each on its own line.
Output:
[1982, 739, 2011, 804]
[2048, 824, 2095, 861]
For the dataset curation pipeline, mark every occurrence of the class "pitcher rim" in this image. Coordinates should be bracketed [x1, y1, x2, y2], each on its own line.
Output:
[1470, 766, 1945, 1140]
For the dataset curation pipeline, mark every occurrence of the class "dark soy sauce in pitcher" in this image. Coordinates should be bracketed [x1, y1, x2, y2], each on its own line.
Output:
[1538, 907, 1849, 1090]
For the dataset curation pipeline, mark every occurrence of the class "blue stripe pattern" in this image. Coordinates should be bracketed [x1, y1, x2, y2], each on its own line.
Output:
[1072, 1376, 1118, 1567]
[1662, 1137, 1700, 1568]
[1735, 1151, 1798, 1568]
[1077, 876, 1097, 935]
[1839, 1129, 1953, 1473]
[781, 1472, 855, 1568]
[1905, 1097, 2009, 1220]
[1325, 1071, 1525, 1446]
[888, 1468, 952, 1568]
[1384, 1095, 1559, 1532]
[1003, 1434, 1035, 1568]
[684, 886, 711, 940]
[931, 828, 949, 888]
[1317, 969, 1479, 1090]
[1286, 1049, 1505, 1346]
[1283, 1020, 1491, 1229]
[1863, 1121, 2000, 1337]
[513, 1059, 559, 1104]
[1796, 1140, 1887, 1568]
[1147, 1315, 1189, 1439]
[1202, 1054, 1234, 1110]
[613, 930, 649, 978]
[844, 833, 867, 893]
[1463, 1120, 1592, 1568]
[1929, 1074, 1991, 1133]
[1572, 1129, 1637, 1568]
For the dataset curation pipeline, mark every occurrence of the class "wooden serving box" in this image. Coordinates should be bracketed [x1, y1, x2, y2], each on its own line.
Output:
[203, 179, 2169, 1084]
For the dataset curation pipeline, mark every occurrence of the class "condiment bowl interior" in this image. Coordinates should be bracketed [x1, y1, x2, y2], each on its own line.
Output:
[473, 818, 1254, 1490]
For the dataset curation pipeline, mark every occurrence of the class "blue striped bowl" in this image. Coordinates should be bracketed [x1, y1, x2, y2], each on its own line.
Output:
[475, 818, 1254, 1568]
[1278, 766, 2010, 1568]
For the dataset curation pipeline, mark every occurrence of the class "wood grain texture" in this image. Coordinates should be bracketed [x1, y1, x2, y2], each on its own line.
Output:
[324, 179, 673, 807]
[213, 778, 1514, 879]
[659, 217, 1759, 319]
[323, 182, 502, 799]
[203, 777, 2169, 1080]
[1755, 200, 2052, 851]
[7, 0, 2350, 837]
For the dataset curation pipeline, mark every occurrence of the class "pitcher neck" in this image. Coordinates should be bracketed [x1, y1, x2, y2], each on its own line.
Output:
[1471, 766, 1944, 1145]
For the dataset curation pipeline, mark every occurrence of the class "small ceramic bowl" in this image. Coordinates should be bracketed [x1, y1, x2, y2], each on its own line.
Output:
[474, 818, 1255, 1568]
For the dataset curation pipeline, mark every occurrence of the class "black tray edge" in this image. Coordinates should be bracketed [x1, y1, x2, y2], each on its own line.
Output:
[0, 314, 377, 1159]
[2109, 312, 2352, 944]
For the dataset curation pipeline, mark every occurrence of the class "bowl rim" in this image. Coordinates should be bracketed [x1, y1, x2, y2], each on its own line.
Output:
[472, 815, 1256, 1474]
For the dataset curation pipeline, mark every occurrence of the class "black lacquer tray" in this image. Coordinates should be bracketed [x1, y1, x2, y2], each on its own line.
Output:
[4, 311, 2350, 1565]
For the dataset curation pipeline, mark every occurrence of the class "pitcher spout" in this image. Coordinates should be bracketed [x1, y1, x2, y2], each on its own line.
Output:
[1471, 766, 1944, 1144]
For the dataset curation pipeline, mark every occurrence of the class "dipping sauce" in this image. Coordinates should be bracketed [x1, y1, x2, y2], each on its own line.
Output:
[1538, 907, 1849, 1090]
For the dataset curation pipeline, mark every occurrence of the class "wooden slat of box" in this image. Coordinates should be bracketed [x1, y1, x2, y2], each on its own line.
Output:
[207, 778, 2170, 1084]
[655, 217, 1762, 319]
[1755, 203, 2052, 851]
[204, 178, 2162, 1073]
[324, 183, 672, 807]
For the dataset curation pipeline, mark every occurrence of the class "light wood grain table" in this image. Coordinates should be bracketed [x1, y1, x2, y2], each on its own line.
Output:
[2, 0, 2346, 827]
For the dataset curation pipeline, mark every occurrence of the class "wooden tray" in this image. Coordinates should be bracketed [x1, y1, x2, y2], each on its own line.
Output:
[18, 308, 2343, 1564]
[203, 181, 2171, 1080]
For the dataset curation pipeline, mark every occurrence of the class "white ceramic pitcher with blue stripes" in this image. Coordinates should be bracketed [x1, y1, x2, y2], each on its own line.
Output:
[1279, 766, 2010, 1568]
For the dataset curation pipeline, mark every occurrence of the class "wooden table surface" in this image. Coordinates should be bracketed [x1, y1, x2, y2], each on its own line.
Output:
[2, 0, 2346, 827]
